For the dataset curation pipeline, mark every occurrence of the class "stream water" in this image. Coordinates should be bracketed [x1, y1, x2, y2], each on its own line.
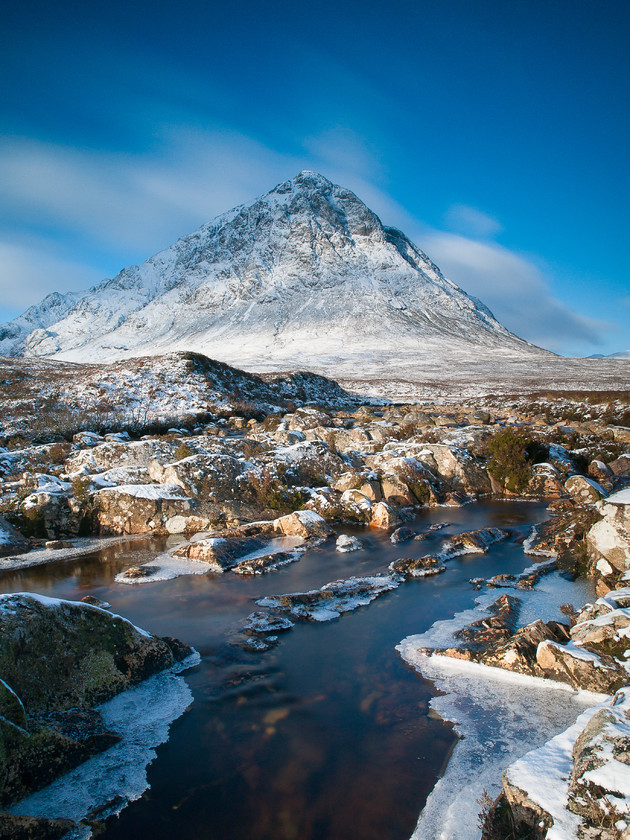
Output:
[0, 501, 592, 840]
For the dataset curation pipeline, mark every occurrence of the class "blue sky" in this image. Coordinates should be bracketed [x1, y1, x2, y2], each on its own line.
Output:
[1, 0, 629, 356]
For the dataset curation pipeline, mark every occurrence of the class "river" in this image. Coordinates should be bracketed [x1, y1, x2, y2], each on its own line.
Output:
[0, 501, 593, 840]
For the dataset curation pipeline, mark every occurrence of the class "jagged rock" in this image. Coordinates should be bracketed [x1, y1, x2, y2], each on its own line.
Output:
[587, 490, 630, 572]
[492, 690, 630, 840]
[388, 555, 445, 577]
[273, 510, 332, 538]
[370, 502, 400, 530]
[448, 527, 508, 553]
[118, 565, 156, 579]
[565, 474, 608, 504]
[93, 484, 196, 535]
[0, 593, 192, 806]
[257, 574, 399, 621]
[536, 640, 626, 693]
[232, 551, 300, 575]
[0, 514, 30, 557]
[570, 590, 630, 659]
[568, 704, 630, 827]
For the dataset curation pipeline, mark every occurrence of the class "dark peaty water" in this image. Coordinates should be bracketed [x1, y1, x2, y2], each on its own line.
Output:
[1, 502, 557, 840]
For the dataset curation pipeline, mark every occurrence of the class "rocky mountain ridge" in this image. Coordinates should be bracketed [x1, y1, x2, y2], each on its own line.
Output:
[0, 171, 545, 372]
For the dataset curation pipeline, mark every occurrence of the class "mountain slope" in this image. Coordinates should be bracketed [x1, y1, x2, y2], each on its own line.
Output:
[0, 171, 548, 374]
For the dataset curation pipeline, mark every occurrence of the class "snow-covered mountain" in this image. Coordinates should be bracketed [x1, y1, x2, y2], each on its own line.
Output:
[1, 171, 548, 375]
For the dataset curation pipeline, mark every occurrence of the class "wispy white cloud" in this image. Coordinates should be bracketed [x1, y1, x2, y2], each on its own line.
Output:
[444, 204, 502, 238]
[420, 231, 610, 352]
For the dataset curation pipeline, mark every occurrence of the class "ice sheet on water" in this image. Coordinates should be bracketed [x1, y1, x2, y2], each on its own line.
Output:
[9, 653, 199, 835]
[397, 571, 599, 840]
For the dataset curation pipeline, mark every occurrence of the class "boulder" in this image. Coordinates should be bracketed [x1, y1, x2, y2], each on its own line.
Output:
[164, 514, 213, 534]
[388, 555, 445, 577]
[273, 440, 348, 482]
[447, 527, 508, 554]
[65, 439, 182, 475]
[565, 474, 608, 504]
[336, 534, 363, 552]
[340, 488, 373, 511]
[527, 463, 566, 499]
[536, 640, 626, 693]
[287, 408, 331, 431]
[0, 514, 30, 557]
[587, 490, 630, 572]
[273, 510, 332, 538]
[331, 472, 362, 493]
[413, 444, 491, 494]
[369, 502, 400, 530]
[93, 484, 196, 535]
[0, 592, 192, 807]
[612, 426, 630, 444]
[588, 459, 613, 481]
[390, 526, 415, 544]
[173, 535, 269, 570]
[19, 492, 84, 539]
[610, 454, 630, 477]
[380, 475, 416, 506]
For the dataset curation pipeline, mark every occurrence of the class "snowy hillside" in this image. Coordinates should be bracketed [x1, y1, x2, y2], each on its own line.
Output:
[0, 171, 546, 374]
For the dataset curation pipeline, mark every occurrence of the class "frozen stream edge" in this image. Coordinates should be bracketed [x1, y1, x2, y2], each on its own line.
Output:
[8, 652, 200, 837]
[398, 571, 604, 840]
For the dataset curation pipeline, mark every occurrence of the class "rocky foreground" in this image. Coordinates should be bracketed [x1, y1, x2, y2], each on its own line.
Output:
[1, 364, 630, 838]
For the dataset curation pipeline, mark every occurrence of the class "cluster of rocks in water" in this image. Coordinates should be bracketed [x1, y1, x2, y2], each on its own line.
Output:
[1, 392, 630, 838]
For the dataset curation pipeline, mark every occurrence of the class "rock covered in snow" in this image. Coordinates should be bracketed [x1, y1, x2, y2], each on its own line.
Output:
[0, 592, 192, 807]
[273, 509, 332, 539]
[587, 489, 630, 572]
[369, 502, 400, 530]
[335, 534, 363, 552]
[565, 474, 608, 505]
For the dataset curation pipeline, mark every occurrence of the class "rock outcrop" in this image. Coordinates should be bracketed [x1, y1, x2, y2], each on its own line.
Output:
[0, 593, 192, 807]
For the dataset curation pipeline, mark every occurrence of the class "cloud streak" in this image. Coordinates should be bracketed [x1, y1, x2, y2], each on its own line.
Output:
[420, 231, 610, 352]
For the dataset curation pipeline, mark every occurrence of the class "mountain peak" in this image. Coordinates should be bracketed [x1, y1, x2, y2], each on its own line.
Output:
[0, 172, 543, 373]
